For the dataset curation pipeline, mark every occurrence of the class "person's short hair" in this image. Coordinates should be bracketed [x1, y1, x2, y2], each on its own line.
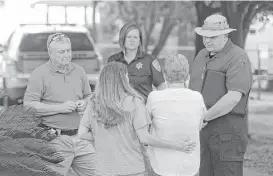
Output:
[164, 53, 189, 84]
[47, 33, 70, 51]
[118, 22, 144, 53]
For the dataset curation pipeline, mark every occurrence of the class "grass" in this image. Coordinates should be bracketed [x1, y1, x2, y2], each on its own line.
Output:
[244, 91, 273, 175]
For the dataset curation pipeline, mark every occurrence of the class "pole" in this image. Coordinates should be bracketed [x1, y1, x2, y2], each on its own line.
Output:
[46, 5, 49, 24]
[65, 6, 68, 24]
[257, 49, 261, 100]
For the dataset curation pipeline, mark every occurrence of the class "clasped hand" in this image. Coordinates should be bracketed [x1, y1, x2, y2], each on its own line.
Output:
[59, 100, 87, 114]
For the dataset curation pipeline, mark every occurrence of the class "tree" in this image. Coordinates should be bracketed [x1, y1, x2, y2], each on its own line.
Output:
[0, 105, 63, 176]
[92, 1, 99, 42]
[117, 1, 196, 56]
[195, 1, 273, 55]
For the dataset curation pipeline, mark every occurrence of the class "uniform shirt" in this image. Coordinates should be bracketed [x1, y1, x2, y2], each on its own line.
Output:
[107, 51, 165, 99]
[189, 39, 252, 96]
[80, 96, 151, 176]
[24, 61, 91, 129]
[189, 39, 253, 132]
[146, 88, 206, 176]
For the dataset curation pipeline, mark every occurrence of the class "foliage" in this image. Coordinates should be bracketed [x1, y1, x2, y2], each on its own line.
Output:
[0, 105, 63, 176]
[194, 1, 273, 54]
[117, 1, 196, 56]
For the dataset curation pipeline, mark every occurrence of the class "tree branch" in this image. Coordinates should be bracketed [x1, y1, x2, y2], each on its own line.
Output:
[152, 15, 176, 56]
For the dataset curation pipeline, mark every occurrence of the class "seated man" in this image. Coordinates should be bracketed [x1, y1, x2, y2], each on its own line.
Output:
[146, 54, 207, 176]
[23, 33, 95, 176]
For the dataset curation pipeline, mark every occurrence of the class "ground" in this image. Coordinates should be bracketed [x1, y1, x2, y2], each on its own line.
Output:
[244, 91, 273, 176]
[67, 90, 273, 176]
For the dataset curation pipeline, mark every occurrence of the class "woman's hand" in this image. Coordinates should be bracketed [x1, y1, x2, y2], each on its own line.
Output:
[174, 138, 196, 153]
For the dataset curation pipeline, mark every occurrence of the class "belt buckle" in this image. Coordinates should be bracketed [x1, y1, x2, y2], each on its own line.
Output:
[47, 128, 61, 136]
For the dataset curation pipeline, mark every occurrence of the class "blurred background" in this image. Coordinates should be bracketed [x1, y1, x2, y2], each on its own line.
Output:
[0, 1, 273, 176]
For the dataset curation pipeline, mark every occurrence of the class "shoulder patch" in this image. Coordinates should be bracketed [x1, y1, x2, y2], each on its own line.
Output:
[239, 60, 246, 68]
[152, 60, 161, 72]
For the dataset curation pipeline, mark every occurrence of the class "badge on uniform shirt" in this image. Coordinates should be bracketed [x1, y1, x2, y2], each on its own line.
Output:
[136, 62, 143, 70]
[152, 60, 161, 72]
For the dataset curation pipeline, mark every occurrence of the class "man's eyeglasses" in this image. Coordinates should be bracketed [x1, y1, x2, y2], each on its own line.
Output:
[48, 33, 68, 45]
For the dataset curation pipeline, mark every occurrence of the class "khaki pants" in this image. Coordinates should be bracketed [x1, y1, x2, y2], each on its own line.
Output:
[49, 135, 95, 176]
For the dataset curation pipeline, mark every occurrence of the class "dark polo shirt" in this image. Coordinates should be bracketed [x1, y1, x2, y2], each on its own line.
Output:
[189, 39, 253, 133]
[189, 39, 252, 96]
[108, 51, 165, 99]
[24, 61, 91, 130]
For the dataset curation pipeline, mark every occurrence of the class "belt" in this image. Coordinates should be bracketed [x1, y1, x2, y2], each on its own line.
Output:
[38, 123, 78, 136]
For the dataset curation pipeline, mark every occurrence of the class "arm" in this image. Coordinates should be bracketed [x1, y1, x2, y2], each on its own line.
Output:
[204, 55, 252, 121]
[136, 126, 187, 151]
[23, 71, 64, 117]
[151, 59, 167, 90]
[204, 91, 242, 121]
[78, 104, 94, 142]
[199, 99, 208, 131]
[134, 97, 194, 152]
[76, 69, 93, 114]
[24, 101, 64, 117]
[156, 82, 168, 90]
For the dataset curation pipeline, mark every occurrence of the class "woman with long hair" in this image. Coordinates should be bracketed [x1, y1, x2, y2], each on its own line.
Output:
[78, 62, 195, 176]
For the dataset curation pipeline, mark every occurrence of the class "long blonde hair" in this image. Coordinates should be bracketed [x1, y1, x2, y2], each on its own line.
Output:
[90, 62, 143, 129]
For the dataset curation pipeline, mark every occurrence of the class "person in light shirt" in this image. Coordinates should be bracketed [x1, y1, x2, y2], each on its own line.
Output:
[146, 53, 207, 176]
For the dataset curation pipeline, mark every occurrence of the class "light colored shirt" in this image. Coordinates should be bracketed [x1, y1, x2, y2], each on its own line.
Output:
[80, 95, 151, 176]
[146, 88, 206, 176]
[24, 61, 91, 129]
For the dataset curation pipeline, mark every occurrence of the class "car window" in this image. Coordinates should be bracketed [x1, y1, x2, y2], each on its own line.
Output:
[19, 32, 94, 52]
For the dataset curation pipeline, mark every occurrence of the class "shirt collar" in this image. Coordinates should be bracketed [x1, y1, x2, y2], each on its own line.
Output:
[47, 60, 75, 74]
[117, 49, 144, 63]
[205, 39, 233, 61]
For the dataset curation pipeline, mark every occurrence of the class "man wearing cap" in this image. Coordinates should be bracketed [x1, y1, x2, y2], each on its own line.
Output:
[189, 14, 252, 176]
[24, 33, 95, 175]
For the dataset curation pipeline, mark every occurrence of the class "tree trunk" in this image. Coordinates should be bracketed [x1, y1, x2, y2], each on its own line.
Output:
[92, 1, 98, 42]
[152, 16, 176, 56]
[221, 2, 246, 48]
[194, 2, 220, 57]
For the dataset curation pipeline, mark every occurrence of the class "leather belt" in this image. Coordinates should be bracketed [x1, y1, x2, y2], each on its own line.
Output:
[38, 123, 78, 136]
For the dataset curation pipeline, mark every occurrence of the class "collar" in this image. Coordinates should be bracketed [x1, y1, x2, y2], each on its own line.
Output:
[116, 50, 144, 63]
[205, 39, 233, 61]
[47, 60, 75, 74]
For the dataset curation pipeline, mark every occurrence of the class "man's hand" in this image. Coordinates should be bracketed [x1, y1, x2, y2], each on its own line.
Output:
[59, 101, 77, 113]
[76, 100, 87, 115]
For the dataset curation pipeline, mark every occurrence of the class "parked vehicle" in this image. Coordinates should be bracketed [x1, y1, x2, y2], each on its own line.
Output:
[0, 24, 102, 106]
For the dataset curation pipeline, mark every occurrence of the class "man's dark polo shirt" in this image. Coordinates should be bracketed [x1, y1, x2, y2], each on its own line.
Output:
[189, 39, 253, 133]
[189, 39, 252, 97]
[107, 51, 165, 99]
